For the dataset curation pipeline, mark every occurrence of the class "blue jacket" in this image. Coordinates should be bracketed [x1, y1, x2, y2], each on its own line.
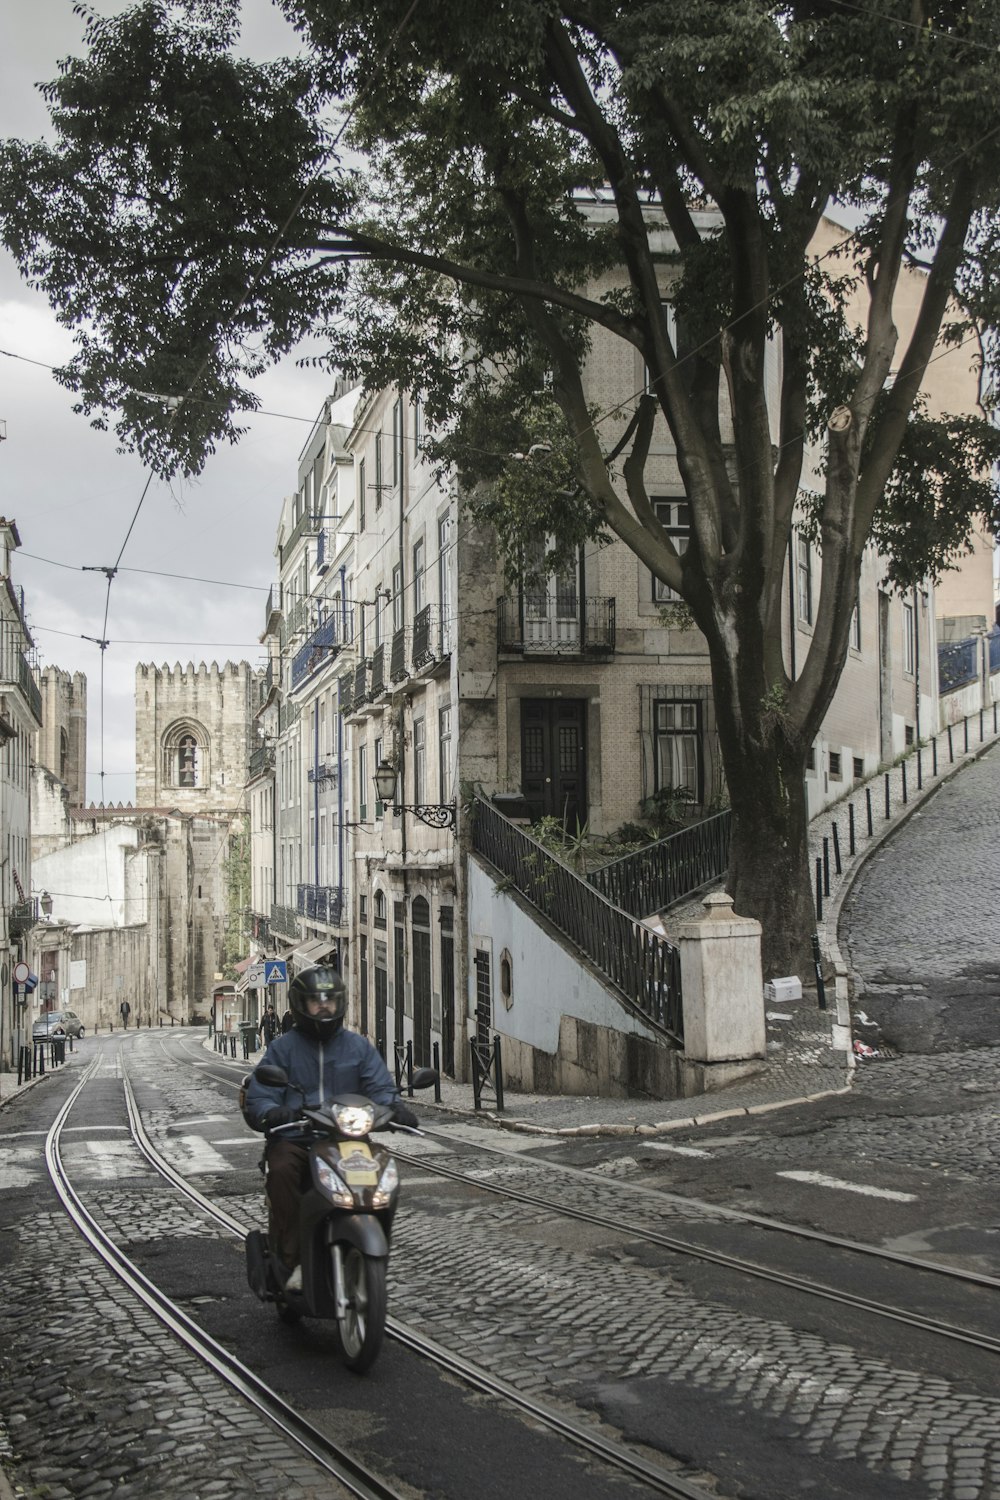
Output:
[244, 1025, 399, 1132]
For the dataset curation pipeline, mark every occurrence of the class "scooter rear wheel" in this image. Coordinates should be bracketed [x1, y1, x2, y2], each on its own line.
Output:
[332, 1247, 386, 1373]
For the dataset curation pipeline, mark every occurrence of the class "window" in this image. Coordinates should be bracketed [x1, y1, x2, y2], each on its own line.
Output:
[358, 457, 366, 532]
[439, 706, 452, 803]
[806, 746, 815, 771]
[829, 750, 842, 779]
[499, 949, 513, 1009]
[178, 734, 198, 787]
[374, 431, 383, 509]
[653, 700, 701, 799]
[358, 741, 368, 822]
[413, 538, 425, 617]
[652, 499, 690, 603]
[644, 301, 680, 394]
[796, 533, 813, 625]
[413, 716, 426, 803]
[853, 756, 864, 779]
[392, 396, 404, 488]
[374, 591, 383, 648]
[438, 514, 452, 651]
[374, 890, 388, 929]
[902, 599, 915, 675]
[359, 893, 368, 925]
[850, 604, 861, 651]
[905, 723, 915, 746]
[392, 564, 403, 632]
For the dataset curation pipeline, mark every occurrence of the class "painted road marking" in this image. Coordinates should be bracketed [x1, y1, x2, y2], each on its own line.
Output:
[171, 1117, 231, 1129]
[642, 1143, 713, 1157]
[0, 1147, 44, 1187]
[777, 1170, 917, 1202]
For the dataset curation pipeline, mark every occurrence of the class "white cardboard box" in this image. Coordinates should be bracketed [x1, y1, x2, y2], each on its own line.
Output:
[764, 976, 802, 1002]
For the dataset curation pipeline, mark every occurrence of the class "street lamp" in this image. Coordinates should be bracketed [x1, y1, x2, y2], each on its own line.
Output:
[40, 891, 53, 920]
[373, 760, 456, 830]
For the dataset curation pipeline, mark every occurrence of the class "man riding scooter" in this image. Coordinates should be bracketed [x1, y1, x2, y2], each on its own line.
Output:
[244, 964, 417, 1292]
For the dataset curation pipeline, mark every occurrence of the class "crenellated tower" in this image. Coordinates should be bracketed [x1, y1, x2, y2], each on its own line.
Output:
[35, 667, 87, 807]
[135, 660, 261, 812]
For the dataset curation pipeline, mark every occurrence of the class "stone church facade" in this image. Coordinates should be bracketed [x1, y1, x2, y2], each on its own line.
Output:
[135, 661, 258, 812]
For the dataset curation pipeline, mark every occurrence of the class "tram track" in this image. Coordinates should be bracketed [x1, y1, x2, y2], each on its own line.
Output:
[49, 1043, 722, 1500]
[43, 1054, 415, 1500]
[187, 1038, 1000, 1354]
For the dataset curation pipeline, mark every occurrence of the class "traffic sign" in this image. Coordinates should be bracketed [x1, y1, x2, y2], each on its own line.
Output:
[264, 960, 288, 985]
[13, 962, 29, 984]
[247, 962, 265, 986]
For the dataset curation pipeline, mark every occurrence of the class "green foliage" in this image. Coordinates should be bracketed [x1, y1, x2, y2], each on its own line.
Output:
[221, 817, 250, 978]
[641, 785, 697, 839]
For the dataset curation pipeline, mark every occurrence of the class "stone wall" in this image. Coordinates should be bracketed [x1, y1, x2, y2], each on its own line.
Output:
[135, 661, 260, 812]
[35, 668, 87, 808]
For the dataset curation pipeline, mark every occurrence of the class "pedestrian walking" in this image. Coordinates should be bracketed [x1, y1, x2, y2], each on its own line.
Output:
[258, 1003, 279, 1047]
[119, 1000, 131, 1029]
[281, 1007, 294, 1034]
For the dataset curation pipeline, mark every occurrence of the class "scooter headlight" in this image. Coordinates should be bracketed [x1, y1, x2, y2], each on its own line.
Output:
[314, 1155, 355, 1207]
[371, 1156, 399, 1208]
[331, 1102, 376, 1137]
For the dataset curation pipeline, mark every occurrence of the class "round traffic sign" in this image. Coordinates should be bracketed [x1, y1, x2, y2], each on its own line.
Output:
[13, 961, 30, 984]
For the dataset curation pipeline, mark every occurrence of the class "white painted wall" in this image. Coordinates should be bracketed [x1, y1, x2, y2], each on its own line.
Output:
[33, 824, 140, 930]
[466, 855, 661, 1055]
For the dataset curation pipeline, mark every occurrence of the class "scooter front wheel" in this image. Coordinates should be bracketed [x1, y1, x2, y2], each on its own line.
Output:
[332, 1246, 386, 1373]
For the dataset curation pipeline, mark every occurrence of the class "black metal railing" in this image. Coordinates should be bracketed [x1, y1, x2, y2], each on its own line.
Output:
[938, 637, 978, 694]
[252, 912, 270, 945]
[338, 671, 353, 716]
[390, 628, 408, 682]
[472, 798, 682, 1041]
[9, 898, 38, 938]
[412, 604, 434, 667]
[587, 811, 732, 919]
[278, 700, 300, 734]
[296, 884, 346, 925]
[249, 745, 275, 780]
[496, 596, 616, 655]
[991, 628, 1000, 676]
[291, 612, 351, 690]
[352, 658, 370, 708]
[270, 902, 300, 939]
[307, 760, 338, 784]
[264, 583, 282, 634]
[370, 643, 386, 697]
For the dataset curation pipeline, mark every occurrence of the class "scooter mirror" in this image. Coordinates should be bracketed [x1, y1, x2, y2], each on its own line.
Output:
[255, 1063, 290, 1088]
[411, 1067, 439, 1091]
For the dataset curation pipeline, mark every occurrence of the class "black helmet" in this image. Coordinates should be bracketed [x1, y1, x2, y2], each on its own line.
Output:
[288, 965, 347, 1041]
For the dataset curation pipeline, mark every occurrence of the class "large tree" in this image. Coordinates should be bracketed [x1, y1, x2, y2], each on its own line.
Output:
[3, 0, 1000, 972]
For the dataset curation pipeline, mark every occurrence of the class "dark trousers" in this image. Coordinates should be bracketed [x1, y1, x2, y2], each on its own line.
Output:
[266, 1139, 310, 1269]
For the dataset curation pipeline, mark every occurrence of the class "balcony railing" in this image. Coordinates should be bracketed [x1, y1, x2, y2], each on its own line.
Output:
[270, 902, 300, 939]
[472, 798, 682, 1042]
[1, 630, 43, 724]
[307, 760, 338, 784]
[390, 628, 408, 683]
[351, 659, 370, 709]
[279, 509, 318, 567]
[278, 700, 300, 734]
[252, 912, 271, 946]
[249, 745, 275, 780]
[497, 596, 616, 656]
[587, 811, 732, 920]
[370, 644, 386, 697]
[9, 898, 38, 938]
[291, 612, 352, 691]
[338, 671, 353, 716]
[296, 884, 347, 926]
[938, 637, 978, 695]
[412, 605, 434, 667]
[263, 583, 282, 636]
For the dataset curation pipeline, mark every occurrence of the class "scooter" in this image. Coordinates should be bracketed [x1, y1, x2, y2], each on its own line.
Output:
[244, 1062, 437, 1373]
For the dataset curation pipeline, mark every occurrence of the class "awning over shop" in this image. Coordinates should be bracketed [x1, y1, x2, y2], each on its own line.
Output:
[236, 945, 297, 994]
[291, 936, 337, 968]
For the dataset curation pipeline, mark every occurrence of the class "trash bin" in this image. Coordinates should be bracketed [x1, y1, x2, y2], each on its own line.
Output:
[51, 1031, 67, 1065]
[238, 1023, 258, 1062]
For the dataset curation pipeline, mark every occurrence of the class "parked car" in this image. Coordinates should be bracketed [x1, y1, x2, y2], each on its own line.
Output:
[32, 1009, 85, 1039]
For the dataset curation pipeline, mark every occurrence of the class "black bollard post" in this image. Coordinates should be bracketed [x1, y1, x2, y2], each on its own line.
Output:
[866, 786, 873, 837]
[432, 1041, 442, 1103]
[901, 759, 907, 804]
[848, 802, 856, 857]
[964, 716, 969, 753]
[493, 1036, 505, 1112]
[884, 772, 891, 819]
[948, 723, 954, 763]
[933, 736, 938, 776]
[832, 822, 842, 876]
[980, 708, 984, 742]
[814, 857, 823, 921]
[811, 934, 827, 1012]
[406, 1039, 414, 1097]
[917, 746, 922, 791]
[822, 837, 830, 897]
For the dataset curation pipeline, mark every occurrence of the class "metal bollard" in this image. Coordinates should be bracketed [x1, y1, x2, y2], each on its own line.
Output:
[866, 786, 873, 837]
[916, 746, 922, 791]
[848, 802, 855, 857]
[832, 822, 842, 876]
[822, 836, 830, 897]
[964, 716, 969, 753]
[933, 737, 938, 776]
[884, 772, 890, 819]
[901, 759, 907, 804]
[811, 934, 827, 1012]
[814, 857, 823, 921]
[431, 1041, 442, 1103]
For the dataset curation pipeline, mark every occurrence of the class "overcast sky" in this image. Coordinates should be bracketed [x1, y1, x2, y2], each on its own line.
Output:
[1, 0, 335, 809]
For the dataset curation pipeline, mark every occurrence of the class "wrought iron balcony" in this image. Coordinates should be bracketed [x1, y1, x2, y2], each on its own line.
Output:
[249, 745, 275, 780]
[412, 604, 434, 667]
[291, 612, 351, 691]
[496, 595, 616, 656]
[9, 898, 38, 938]
[370, 644, 386, 697]
[278, 700, 300, 734]
[0, 627, 43, 725]
[263, 583, 282, 636]
[338, 671, 353, 716]
[390, 628, 408, 683]
[351, 658, 370, 709]
[296, 884, 347, 926]
[307, 760, 338, 784]
[270, 902, 300, 939]
[938, 637, 978, 695]
[252, 912, 271, 945]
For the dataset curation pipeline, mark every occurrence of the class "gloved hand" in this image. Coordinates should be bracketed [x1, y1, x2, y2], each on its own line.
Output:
[263, 1106, 297, 1134]
[391, 1100, 419, 1129]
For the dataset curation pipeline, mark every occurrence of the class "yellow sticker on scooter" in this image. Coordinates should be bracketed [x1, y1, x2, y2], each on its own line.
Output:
[337, 1145, 379, 1185]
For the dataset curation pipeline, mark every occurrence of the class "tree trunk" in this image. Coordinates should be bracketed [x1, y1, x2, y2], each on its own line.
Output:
[723, 733, 816, 980]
